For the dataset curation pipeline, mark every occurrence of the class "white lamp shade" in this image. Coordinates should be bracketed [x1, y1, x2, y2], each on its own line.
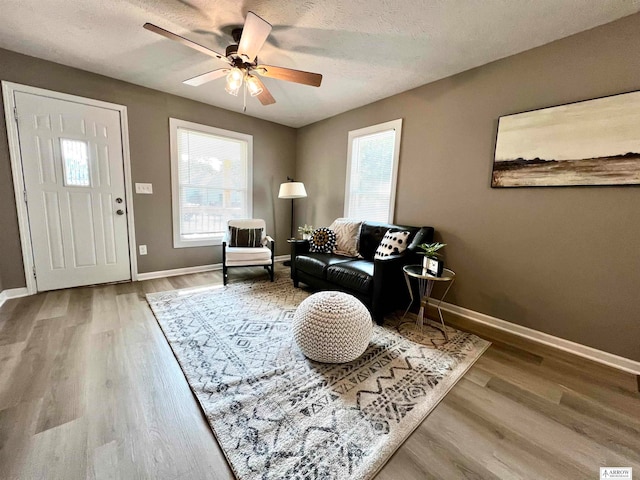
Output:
[278, 182, 307, 199]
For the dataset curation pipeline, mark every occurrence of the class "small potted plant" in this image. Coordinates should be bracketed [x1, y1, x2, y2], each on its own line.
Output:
[298, 224, 314, 240]
[417, 242, 446, 274]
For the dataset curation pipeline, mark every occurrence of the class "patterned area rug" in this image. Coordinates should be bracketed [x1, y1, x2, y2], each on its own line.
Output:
[146, 277, 489, 480]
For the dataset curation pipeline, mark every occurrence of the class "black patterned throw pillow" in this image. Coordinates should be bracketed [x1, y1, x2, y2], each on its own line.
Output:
[308, 227, 337, 253]
[374, 230, 411, 260]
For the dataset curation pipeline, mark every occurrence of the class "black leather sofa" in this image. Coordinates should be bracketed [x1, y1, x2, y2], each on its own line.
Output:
[290, 221, 434, 324]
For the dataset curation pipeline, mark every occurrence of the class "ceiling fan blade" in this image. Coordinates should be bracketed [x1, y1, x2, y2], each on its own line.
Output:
[144, 23, 230, 64]
[251, 76, 276, 105]
[257, 65, 322, 87]
[183, 68, 229, 86]
[237, 12, 272, 63]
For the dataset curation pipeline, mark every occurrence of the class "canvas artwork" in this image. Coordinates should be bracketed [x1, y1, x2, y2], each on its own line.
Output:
[492, 91, 640, 187]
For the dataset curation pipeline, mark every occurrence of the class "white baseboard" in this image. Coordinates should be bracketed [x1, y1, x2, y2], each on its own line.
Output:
[137, 256, 289, 281]
[137, 263, 222, 281]
[439, 300, 640, 375]
[0, 287, 30, 308]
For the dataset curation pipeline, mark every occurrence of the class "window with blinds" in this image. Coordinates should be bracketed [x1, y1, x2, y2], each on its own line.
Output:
[169, 118, 253, 247]
[345, 119, 402, 222]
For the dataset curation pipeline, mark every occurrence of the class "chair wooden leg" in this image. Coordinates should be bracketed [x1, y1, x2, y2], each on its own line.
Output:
[222, 241, 228, 286]
[270, 241, 275, 282]
[262, 265, 274, 282]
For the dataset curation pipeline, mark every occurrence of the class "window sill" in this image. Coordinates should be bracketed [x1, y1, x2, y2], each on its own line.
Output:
[173, 237, 224, 248]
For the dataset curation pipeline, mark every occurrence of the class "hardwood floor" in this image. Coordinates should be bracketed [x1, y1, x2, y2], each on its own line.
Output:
[0, 264, 638, 479]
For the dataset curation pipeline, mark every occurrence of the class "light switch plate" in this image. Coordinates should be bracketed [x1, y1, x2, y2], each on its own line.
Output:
[135, 183, 153, 194]
[139, 245, 147, 255]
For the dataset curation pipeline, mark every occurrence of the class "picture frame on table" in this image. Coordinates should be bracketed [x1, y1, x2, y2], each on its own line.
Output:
[425, 257, 444, 277]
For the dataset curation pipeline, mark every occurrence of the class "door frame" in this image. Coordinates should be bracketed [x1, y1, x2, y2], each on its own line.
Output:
[2, 81, 138, 294]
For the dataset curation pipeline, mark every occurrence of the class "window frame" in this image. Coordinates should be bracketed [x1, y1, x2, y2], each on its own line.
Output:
[169, 118, 253, 248]
[344, 118, 403, 223]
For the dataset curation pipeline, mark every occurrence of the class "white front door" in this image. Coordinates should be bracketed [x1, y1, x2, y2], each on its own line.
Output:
[14, 91, 131, 291]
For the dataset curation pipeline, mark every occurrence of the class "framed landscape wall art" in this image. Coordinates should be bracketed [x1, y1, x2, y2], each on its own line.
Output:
[492, 90, 640, 187]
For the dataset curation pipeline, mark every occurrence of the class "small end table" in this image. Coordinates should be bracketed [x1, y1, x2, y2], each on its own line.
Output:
[402, 265, 456, 341]
[286, 239, 307, 267]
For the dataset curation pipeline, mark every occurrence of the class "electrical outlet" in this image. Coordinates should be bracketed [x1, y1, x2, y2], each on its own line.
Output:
[139, 245, 147, 255]
[135, 183, 153, 194]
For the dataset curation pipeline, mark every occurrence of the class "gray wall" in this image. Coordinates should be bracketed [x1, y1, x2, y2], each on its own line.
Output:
[296, 14, 640, 361]
[0, 48, 296, 289]
[1, 14, 639, 361]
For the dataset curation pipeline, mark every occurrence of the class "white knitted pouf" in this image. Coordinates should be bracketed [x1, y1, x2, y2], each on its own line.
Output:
[292, 291, 373, 363]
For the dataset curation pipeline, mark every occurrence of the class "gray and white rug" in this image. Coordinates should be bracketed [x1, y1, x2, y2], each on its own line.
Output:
[146, 277, 489, 480]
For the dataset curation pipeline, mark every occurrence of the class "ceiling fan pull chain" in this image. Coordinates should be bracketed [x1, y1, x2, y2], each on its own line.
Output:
[243, 81, 247, 113]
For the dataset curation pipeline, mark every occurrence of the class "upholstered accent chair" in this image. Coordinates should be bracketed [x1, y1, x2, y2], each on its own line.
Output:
[222, 219, 275, 285]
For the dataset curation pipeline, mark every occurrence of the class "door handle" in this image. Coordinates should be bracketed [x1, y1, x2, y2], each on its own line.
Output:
[116, 209, 125, 216]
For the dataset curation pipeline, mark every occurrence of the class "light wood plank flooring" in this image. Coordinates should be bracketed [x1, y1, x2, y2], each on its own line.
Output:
[0, 264, 638, 479]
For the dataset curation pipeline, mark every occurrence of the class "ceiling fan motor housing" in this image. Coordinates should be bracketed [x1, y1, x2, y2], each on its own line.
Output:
[231, 27, 243, 44]
[225, 44, 239, 58]
[228, 27, 258, 65]
[226, 47, 258, 70]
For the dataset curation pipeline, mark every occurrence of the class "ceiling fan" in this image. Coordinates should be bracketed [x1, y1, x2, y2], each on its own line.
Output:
[143, 12, 322, 110]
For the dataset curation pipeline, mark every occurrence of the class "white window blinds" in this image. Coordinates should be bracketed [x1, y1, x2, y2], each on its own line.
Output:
[170, 119, 252, 247]
[345, 119, 402, 223]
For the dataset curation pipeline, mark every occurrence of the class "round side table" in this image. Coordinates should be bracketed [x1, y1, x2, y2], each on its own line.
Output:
[402, 265, 456, 341]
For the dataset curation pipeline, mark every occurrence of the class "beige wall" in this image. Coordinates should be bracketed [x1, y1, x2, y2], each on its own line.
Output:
[296, 14, 640, 361]
[0, 48, 296, 289]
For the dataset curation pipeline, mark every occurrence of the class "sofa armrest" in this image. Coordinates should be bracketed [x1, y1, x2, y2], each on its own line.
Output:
[373, 253, 411, 278]
[290, 240, 310, 282]
[373, 253, 405, 265]
[407, 227, 435, 252]
[371, 250, 421, 323]
[263, 235, 275, 250]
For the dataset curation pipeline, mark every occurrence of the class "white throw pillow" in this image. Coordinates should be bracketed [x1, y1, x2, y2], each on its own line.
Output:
[374, 230, 411, 260]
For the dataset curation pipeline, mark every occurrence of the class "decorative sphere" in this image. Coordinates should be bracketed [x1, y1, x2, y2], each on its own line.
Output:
[292, 291, 372, 363]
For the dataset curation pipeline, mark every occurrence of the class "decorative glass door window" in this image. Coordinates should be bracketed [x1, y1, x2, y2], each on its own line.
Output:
[60, 138, 90, 186]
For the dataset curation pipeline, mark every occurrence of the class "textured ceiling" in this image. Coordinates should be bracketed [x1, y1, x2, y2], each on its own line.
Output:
[1, 0, 639, 127]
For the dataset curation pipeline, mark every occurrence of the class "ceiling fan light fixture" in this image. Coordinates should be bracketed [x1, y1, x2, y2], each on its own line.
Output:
[225, 68, 244, 96]
[246, 75, 263, 97]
